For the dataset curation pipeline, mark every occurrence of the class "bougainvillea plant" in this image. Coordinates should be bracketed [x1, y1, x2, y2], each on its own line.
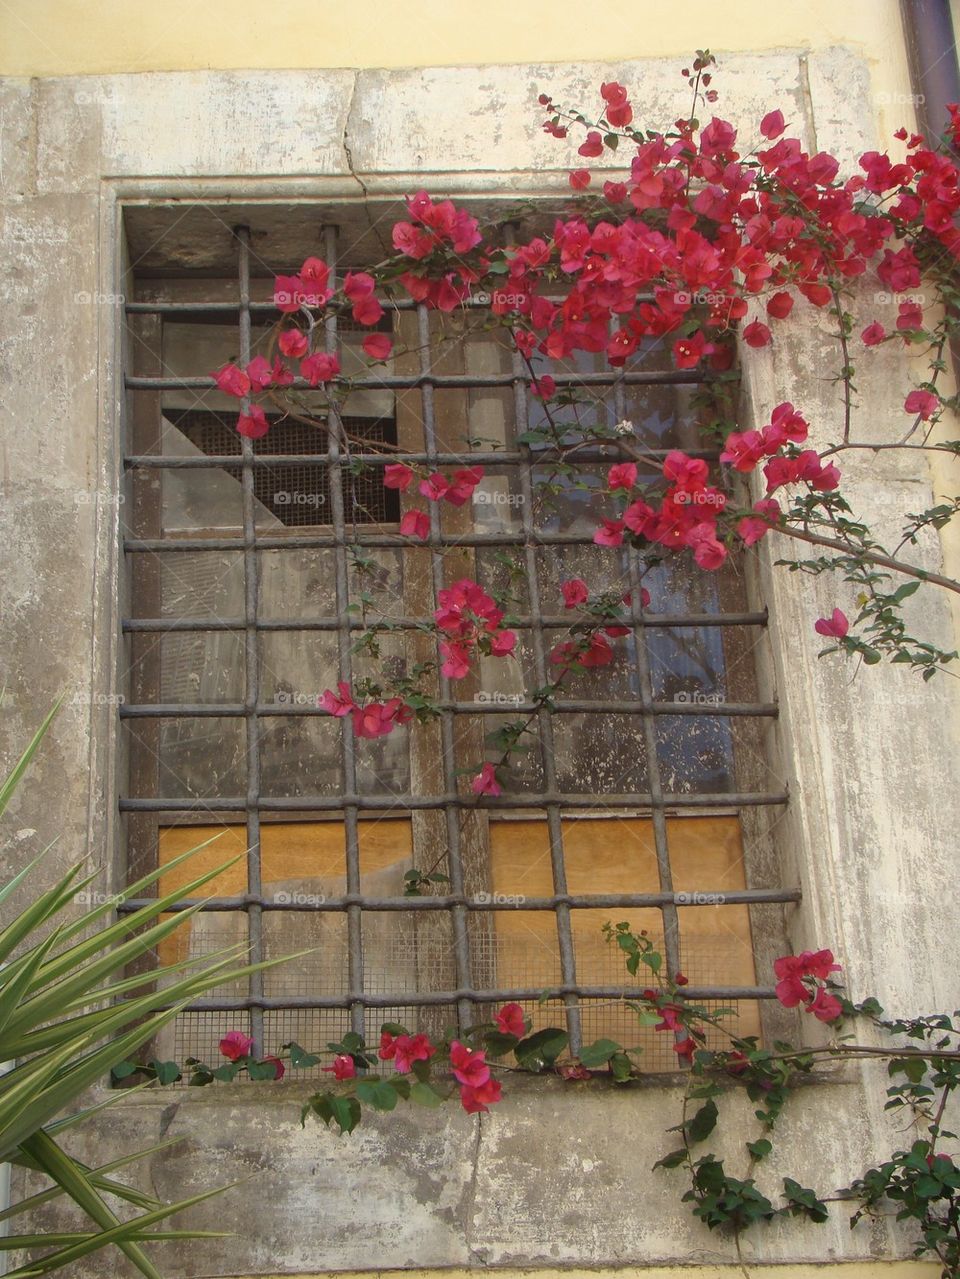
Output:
[123, 53, 960, 1274]
[119, 938, 960, 1276]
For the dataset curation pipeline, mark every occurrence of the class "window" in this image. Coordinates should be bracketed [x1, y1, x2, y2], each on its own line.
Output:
[119, 202, 797, 1074]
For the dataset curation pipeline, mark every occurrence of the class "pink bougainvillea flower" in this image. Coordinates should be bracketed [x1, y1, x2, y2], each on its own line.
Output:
[607, 461, 638, 491]
[260, 1056, 285, 1080]
[672, 1037, 695, 1065]
[904, 389, 939, 420]
[742, 320, 772, 348]
[270, 357, 294, 387]
[774, 949, 842, 1010]
[766, 291, 794, 319]
[672, 332, 709, 369]
[278, 327, 309, 359]
[663, 450, 709, 492]
[384, 463, 414, 491]
[489, 629, 517, 657]
[531, 374, 557, 399]
[352, 294, 385, 326]
[807, 987, 843, 1023]
[323, 1054, 357, 1080]
[720, 429, 765, 472]
[578, 131, 604, 158]
[861, 322, 886, 346]
[362, 333, 393, 361]
[569, 169, 591, 190]
[593, 518, 624, 547]
[299, 256, 330, 296]
[319, 682, 356, 717]
[343, 270, 375, 300]
[439, 640, 471, 680]
[300, 352, 341, 386]
[450, 1041, 491, 1088]
[760, 109, 785, 140]
[219, 1031, 253, 1061]
[445, 466, 484, 506]
[737, 498, 781, 547]
[213, 363, 251, 398]
[245, 355, 273, 390]
[814, 609, 849, 639]
[237, 406, 270, 439]
[399, 510, 430, 540]
[471, 763, 501, 797]
[382, 1033, 435, 1074]
[273, 274, 305, 314]
[561, 578, 589, 609]
[419, 473, 450, 501]
[495, 1002, 526, 1038]
[351, 699, 410, 739]
[460, 1077, 503, 1114]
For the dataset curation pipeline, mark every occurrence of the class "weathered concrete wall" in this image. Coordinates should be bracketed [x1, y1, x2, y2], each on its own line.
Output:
[1, 50, 959, 1278]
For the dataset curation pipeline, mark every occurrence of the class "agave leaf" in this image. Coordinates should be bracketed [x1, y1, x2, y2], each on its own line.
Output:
[18, 1130, 165, 1279]
[18, 855, 244, 999]
[0, 701, 60, 819]
[0, 928, 63, 1038]
[27, 835, 235, 963]
[0, 1231, 228, 1248]
[4, 904, 210, 1039]
[2, 1170, 244, 1277]
[0, 1003, 190, 1159]
[1, 1139, 185, 1221]
[0, 867, 92, 969]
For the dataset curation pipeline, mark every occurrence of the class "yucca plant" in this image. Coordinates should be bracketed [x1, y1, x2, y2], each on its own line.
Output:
[0, 707, 298, 1277]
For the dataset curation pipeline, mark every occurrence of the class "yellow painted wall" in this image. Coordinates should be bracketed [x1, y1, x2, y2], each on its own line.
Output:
[0, 0, 912, 90]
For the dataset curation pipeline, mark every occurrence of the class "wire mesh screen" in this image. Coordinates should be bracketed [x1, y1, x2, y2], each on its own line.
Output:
[120, 213, 796, 1081]
[165, 409, 399, 527]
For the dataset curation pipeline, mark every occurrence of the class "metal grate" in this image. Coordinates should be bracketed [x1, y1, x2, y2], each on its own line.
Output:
[166, 409, 399, 527]
[119, 218, 797, 1069]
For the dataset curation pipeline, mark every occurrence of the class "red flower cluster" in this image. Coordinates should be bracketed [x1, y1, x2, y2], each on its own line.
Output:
[774, 950, 843, 1022]
[434, 578, 517, 680]
[379, 1031, 436, 1074]
[318, 681, 413, 740]
[392, 190, 484, 311]
[449, 1041, 502, 1113]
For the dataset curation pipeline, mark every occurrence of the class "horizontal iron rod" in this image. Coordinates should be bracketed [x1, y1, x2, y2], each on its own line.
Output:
[123, 447, 722, 469]
[126, 370, 714, 391]
[116, 887, 801, 914]
[121, 611, 768, 633]
[118, 700, 777, 719]
[123, 531, 723, 550]
[125, 294, 661, 315]
[144, 985, 779, 1010]
[119, 790, 788, 812]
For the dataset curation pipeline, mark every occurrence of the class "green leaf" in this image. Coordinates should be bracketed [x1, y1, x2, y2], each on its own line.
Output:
[654, 1148, 689, 1170]
[609, 1052, 633, 1082]
[578, 1038, 622, 1068]
[687, 1100, 719, 1144]
[410, 1082, 444, 1108]
[747, 1138, 773, 1161]
[357, 1080, 399, 1111]
[514, 1028, 568, 1069]
[329, 1095, 362, 1135]
[147, 1060, 181, 1086]
[482, 1031, 519, 1058]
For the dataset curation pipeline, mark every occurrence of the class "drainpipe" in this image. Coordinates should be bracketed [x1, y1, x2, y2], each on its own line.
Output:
[900, 0, 960, 381]
[900, 0, 960, 150]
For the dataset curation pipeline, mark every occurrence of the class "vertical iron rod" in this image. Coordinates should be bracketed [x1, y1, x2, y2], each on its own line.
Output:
[324, 225, 367, 1039]
[236, 227, 265, 1057]
[417, 303, 475, 1032]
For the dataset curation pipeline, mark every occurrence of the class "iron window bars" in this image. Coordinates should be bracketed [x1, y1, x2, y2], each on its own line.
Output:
[118, 217, 798, 1064]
